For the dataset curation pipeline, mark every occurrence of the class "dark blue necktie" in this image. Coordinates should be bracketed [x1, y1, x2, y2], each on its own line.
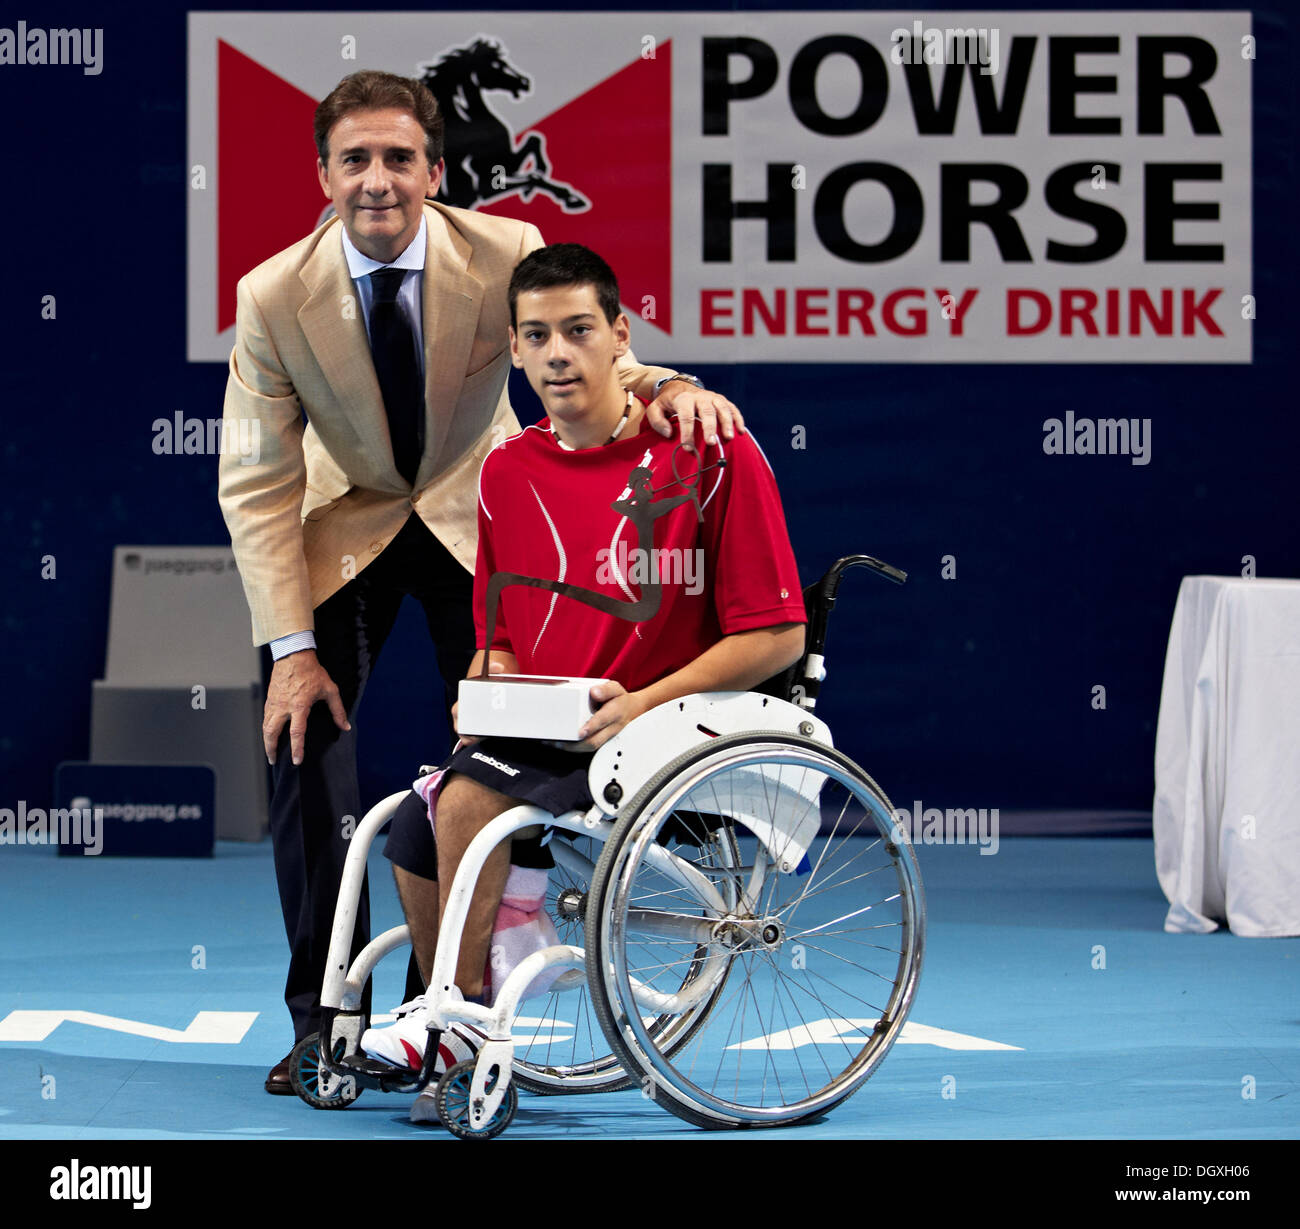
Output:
[368, 268, 423, 485]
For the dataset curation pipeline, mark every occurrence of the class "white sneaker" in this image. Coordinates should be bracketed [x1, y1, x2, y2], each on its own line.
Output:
[360, 994, 431, 1070]
[360, 993, 483, 1074]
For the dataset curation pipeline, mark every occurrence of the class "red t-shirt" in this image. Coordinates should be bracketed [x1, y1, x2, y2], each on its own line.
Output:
[473, 405, 806, 691]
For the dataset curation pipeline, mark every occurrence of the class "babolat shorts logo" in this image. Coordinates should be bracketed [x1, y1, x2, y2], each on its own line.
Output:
[471, 752, 521, 777]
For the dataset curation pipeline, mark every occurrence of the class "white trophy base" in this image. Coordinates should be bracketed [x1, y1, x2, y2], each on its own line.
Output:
[457, 675, 609, 742]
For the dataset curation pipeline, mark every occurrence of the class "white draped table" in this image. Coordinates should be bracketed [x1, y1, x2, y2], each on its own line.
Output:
[1154, 576, 1300, 936]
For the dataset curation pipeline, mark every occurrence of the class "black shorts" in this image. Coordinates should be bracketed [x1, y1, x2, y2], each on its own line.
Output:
[382, 738, 596, 881]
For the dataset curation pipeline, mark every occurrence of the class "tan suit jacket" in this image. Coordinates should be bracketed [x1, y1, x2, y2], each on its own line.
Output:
[218, 201, 665, 645]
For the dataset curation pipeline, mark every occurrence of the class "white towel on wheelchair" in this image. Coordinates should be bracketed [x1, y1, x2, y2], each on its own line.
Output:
[414, 768, 564, 1006]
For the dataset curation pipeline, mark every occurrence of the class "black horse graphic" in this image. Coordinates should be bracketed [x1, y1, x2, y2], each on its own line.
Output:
[479, 450, 726, 678]
[419, 39, 588, 212]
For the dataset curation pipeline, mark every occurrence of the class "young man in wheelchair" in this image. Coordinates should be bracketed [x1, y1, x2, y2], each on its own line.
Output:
[362, 243, 806, 1109]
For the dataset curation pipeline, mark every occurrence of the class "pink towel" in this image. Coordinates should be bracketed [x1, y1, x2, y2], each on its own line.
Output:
[486, 866, 564, 1005]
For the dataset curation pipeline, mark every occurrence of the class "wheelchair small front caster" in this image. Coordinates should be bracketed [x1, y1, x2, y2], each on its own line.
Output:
[435, 1059, 518, 1139]
[289, 1032, 362, 1110]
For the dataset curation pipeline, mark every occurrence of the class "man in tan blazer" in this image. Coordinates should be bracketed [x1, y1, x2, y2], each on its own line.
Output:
[217, 70, 739, 1092]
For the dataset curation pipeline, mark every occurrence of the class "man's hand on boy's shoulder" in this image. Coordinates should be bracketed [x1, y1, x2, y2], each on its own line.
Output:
[571, 680, 650, 751]
[645, 381, 745, 452]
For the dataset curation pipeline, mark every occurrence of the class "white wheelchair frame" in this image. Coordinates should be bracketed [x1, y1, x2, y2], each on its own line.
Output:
[291, 557, 925, 1138]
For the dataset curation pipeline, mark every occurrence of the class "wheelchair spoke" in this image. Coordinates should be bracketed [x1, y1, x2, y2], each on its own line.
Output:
[762, 950, 827, 1094]
[785, 891, 900, 938]
[790, 838, 891, 916]
[765, 941, 840, 1103]
[725, 951, 752, 1103]
[758, 967, 850, 1080]
[741, 951, 789, 1107]
[780, 957, 898, 1019]
[785, 928, 906, 954]
[787, 937, 907, 989]
[798, 787, 872, 895]
[779, 855, 897, 926]
[771, 973, 884, 1068]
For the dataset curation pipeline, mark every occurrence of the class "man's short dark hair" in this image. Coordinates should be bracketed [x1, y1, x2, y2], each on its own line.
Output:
[509, 244, 622, 327]
[314, 70, 444, 167]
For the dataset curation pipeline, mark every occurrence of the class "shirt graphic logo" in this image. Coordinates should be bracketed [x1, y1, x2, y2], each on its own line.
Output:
[480, 447, 724, 677]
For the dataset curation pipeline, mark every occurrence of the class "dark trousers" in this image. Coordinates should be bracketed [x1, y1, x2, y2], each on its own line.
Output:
[267, 514, 476, 1040]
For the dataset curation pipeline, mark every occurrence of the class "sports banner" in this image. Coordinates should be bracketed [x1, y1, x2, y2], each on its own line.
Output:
[188, 11, 1251, 363]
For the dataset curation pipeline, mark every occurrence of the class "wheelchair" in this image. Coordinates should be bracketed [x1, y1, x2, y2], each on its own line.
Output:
[289, 555, 925, 1138]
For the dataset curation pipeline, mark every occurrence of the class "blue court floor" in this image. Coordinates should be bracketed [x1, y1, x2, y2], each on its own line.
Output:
[0, 835, 1296, 1141]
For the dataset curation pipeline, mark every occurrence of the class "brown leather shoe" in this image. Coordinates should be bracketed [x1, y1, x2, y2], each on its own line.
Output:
[265, 1051, 295, 1095]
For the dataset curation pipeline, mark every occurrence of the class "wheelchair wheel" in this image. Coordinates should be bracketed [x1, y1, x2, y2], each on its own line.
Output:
[290, 1032, 362, 1110]
[512, 826, 739, 1095]
[436, 1059, 518, 1140]
[586, 733, 925, 1130]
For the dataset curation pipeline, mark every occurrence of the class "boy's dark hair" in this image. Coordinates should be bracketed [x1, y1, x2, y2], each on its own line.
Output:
[315, 70, 444, 167]
[508, 244, 621, 326]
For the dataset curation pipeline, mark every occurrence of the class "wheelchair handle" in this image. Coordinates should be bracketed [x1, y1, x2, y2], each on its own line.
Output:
[805, 554, 906, 657]
[794, 554, 906, 710]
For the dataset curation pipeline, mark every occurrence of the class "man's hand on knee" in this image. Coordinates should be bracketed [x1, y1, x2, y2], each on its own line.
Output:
[263, 649, 351, 765]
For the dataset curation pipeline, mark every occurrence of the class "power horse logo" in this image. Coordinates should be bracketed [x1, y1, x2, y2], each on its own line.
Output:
[421, 38, 588, 213]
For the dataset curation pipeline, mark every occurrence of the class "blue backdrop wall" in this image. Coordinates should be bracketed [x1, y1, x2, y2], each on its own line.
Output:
[1, 1, 1294, 823]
